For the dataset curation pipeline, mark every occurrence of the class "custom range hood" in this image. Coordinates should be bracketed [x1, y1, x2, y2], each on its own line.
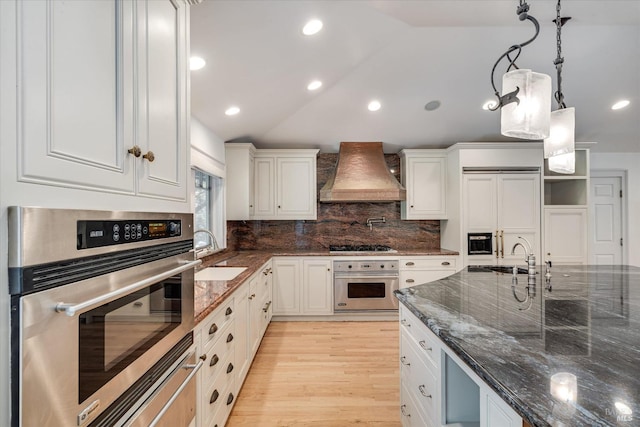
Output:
[320, 142, 406, 203]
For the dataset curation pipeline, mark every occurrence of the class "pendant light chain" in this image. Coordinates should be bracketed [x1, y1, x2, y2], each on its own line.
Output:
[554, 0, 567, 109]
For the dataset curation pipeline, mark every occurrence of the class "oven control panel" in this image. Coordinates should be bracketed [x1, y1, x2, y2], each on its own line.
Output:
[333, 260, 398, 273]
[77, 219, 181, 249]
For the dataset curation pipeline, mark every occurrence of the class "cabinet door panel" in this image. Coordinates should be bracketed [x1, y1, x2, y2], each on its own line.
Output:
[464, 175, 497, 230]
[407, 157, 446, 219]
[19, 1, 134, 193]
[544, 208, 588, 264]
[253, 157, 276, 218]
[277, 157, 316, 219]
[272, 259, 300, 315]
[136, 0, 187, 200]
[302, 259, 333, 315]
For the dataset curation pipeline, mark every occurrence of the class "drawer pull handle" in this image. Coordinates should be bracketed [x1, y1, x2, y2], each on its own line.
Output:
[405, 262, 415, 266]
[225, 307, 233, 316]
[263, 301, 272, 312]
[209, 323, 218, 335]
[401, 319, 410, 327]
[210, 389, 219, 404]
[418, 340, 432, 352]
[400, 356, 410, 366]
[400, 404, 410, 417]
[209, 354, 219, 367]
[441, 261, 451, 266]
[248, 293, 256, 300]
[227, 363, 234, 374]
[226, 333, 234, 343]
[418, 385, 432, 399]
[226, 393, 234, 405]
[405, 279, 415, 283]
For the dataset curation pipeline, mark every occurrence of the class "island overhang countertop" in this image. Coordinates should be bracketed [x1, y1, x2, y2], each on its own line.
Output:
[394, 264, 640, 427]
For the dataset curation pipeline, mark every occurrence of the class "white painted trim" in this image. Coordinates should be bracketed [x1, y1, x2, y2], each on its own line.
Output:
[589, 169, 628, 265]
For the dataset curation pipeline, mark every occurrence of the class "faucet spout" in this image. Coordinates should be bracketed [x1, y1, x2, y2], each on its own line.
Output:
[511, 236, 536, 279]
[194, 229, 221, 258]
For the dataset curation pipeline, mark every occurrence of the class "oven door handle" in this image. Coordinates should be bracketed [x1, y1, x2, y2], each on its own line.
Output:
[334, 274, 399, 280]
[55, 259, 202, 317]
[147, 353, 204, 427]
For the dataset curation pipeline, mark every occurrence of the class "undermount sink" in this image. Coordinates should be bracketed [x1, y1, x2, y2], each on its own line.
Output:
[468, 265, 529, 275]
[195, 267, 247, 281]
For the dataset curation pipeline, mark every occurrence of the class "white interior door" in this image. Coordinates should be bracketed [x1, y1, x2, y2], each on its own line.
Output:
[590, 176, 623, 264]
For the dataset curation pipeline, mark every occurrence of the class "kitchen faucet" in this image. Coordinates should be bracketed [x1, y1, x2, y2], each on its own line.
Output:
[194, 229, 220, 258]
[511, 236, 536, 279]
[366, 216, 386, 231]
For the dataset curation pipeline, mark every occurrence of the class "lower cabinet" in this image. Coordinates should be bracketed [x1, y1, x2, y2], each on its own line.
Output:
[544, 207, 588, 264]
[399, 257, 458, 289]
[399, 305, 523, 427]
[272, 257, 333, 316]
[195, 260, 273, 427]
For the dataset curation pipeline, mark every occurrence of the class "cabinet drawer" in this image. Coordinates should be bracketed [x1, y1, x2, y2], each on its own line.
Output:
[202, 321, 236, 389]
[401, 330, 438, 421]
[401, 258, 456, 270]
[203, 298, 235, 347]
[400, 383, 432, 427]
[400, 306, 439, 370]
[203, 371, 235, 427]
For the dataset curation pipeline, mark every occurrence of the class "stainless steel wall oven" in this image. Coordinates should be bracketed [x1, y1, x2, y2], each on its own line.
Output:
[9, 207, 202, 427]
[334, 260, 399, 311]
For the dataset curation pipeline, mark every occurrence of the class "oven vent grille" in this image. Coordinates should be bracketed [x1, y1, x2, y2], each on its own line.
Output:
[9, 240, 193, 296]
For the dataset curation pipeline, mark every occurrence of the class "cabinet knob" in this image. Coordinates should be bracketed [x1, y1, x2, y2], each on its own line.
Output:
[226, 362, 234, 373]
[208, 323, 218, 335]
[226, 393, 234, 405]
[142, 151, 155, 162]
[410, 205, 414, 208]
[210, 354, 219, 367]
[249, 205, 253, 208]
[278, 205, 281, 209]
[225, 307, 233, 316]
[127, 146, 141, 157]
[226, 333, 234, 343]
[210, 389, 219, 404]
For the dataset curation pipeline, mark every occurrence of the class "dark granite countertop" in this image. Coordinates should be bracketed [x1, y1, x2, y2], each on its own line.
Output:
[194, 248, 458, 322]
[395, 265, 640, 427]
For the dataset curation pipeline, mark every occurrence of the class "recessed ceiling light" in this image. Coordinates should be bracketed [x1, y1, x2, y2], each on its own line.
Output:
[482, 100, 497, 110]
[307, 80, 323, 91]
[368, 100, 381, 112]
[611, 99, 630, 110]
[225, 106, 240, 116]
[302, 19, 323, 36]
[189, 56, 206, 71]
[424, 100, 441, 111]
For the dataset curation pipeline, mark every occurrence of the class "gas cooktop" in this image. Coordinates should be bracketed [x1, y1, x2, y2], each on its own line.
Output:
[329, 244, 397, 253]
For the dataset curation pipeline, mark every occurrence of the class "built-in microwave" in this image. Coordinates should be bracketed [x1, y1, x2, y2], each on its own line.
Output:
[467, 232, 493, 255]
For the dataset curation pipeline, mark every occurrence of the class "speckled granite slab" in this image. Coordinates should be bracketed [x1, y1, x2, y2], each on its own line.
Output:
[395, 265, 640, 427]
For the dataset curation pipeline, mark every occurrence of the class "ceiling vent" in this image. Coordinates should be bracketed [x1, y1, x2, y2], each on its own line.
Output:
[320, 142, 406, 203]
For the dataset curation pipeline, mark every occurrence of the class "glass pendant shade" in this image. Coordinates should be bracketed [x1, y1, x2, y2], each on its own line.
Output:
[544, 108, 575, 159]
[500, 69, 552, 139]
[548, 151, 575, 174]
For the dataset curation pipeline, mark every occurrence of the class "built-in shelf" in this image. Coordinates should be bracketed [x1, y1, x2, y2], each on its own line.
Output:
[543, 148, 589, 206]
[543, 149, 588, 177]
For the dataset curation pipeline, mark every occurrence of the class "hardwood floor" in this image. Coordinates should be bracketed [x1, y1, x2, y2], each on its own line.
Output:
[227, 321, 401, 427]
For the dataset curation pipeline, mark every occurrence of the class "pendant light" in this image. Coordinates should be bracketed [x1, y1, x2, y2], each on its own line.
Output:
[545, 0, 575, 173]
[489, 1, 551, 140]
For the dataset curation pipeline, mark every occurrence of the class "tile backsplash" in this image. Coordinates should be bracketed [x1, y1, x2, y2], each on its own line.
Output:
[227, 153, 440, 251]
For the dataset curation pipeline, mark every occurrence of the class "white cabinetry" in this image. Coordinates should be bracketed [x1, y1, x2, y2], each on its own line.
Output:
[273, 257, 333, 316]
[399, 305, 524, 427]
[12, 0, 189, 201]
[253, 151, 319, 220]
[399, 257, 458, 289]
[302, 258, 333, 315]
[400, 150, 447, 220]
[463, 173, 540, 266]
[196, 298, 236, 427]
[543, 148, 590, 265]
[226, 145, 319, 220]
[225, 143, 255, 220]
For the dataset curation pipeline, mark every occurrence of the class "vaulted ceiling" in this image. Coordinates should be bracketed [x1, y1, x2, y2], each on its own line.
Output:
[190, 1, 640, 153]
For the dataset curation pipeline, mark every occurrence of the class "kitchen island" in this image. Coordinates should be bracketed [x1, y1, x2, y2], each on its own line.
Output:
[395, 265, 640, 426]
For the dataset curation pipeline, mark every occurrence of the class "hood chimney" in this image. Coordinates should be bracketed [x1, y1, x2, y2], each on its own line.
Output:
[319, 142, 406, 203]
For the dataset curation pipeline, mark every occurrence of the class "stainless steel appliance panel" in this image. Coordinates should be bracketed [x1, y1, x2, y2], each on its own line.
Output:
[334, 260, 399, 311]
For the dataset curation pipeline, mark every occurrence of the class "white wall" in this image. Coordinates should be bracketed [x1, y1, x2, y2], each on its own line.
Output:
[191, 117, 226, 178]
[591, 153, 640, 267]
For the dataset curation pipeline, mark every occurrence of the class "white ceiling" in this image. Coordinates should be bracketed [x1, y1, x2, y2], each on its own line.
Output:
[190, 1, 640, 153]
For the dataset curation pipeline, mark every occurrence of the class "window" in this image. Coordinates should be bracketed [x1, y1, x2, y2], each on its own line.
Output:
[194, 169, 225, 250]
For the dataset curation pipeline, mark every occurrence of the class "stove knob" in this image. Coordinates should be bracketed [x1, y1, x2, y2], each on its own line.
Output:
[168, 221, 180, 236]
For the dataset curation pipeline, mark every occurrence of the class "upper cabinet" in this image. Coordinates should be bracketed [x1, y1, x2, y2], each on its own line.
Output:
[226, 144, 319, 221]
[11, 0, 189, 201]
[399, 150, 447, 220]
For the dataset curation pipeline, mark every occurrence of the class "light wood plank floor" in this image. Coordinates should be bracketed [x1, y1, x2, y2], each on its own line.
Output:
[227, 321, 400, 427]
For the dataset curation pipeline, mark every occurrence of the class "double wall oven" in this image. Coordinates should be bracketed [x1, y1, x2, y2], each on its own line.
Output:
[9, 207, 202, 427]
